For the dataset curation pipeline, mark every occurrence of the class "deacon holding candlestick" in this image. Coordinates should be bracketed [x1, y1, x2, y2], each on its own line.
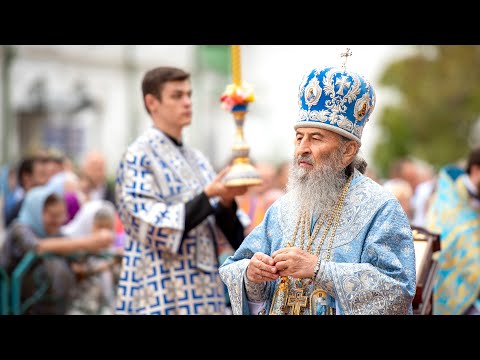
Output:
[114, 64, 248, 315]
[220, 45, 262, 187]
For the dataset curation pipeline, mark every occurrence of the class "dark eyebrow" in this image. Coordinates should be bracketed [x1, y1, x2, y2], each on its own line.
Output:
[170, 88, 191, 96]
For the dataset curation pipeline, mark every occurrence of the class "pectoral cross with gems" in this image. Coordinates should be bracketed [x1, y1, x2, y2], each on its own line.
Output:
[287, 288, 308, 315]
[341, 48, 352, 72]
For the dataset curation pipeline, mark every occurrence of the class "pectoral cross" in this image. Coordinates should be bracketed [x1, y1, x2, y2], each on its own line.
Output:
[287, 288, 308, 315]
[341, 48, 352, 72]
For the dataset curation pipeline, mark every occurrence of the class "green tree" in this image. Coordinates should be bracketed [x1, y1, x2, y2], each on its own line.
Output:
[373, 45, 480, 177]
[196, 45, 231, 76]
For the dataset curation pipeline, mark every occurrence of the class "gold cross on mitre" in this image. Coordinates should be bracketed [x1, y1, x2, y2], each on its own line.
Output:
[340, 48, 352, 72]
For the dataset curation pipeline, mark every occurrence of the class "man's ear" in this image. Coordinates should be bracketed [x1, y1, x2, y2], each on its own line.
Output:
[342, 140, 359, 167]
[144, 94, 158, 113]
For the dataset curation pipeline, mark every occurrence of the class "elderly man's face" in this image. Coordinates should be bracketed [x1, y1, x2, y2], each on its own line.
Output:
[294, 127, 345, 172]
[288, 127, 358, 212]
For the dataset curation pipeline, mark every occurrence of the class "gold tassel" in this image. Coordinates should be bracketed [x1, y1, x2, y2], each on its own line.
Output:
[269, 276, 289, 315]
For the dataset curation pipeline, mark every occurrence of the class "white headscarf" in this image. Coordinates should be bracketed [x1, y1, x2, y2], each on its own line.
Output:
[61, 200, 115, 237]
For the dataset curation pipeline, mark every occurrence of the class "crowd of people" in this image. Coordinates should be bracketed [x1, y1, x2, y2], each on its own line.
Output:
[0, 149, 124, 314]
[0, 58, 478, 316]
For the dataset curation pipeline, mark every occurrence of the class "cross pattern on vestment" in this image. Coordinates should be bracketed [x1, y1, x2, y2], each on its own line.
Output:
[287, 288, 308, 315]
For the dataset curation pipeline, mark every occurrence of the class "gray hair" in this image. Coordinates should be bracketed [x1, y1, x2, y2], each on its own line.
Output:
[351, 155, 367, 174]
[338, 135, 367, 175]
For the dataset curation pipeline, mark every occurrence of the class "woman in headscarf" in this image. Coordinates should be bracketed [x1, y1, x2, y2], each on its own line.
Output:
[47, 168, 84, 223]
[0, 185, 114, 314]
[61, 200, 120, 314]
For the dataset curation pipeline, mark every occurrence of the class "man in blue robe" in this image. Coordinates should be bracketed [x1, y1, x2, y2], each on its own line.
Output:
[219, 60, 417, 315]
[426, 152, 480, 315]
[115, 67, 248, 315]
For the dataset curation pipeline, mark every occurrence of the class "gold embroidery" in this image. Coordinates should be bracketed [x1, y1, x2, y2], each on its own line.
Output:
[269, 276, 290, 315]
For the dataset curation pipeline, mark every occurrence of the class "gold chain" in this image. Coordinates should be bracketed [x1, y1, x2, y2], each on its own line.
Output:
[323, 175, 351, 261]
[287, 206, 329, 250]
[317, 175, 351, 259]
[304, 210, 329, 253]
[297, 210, 307, 250]
[305, 204, 336, 256]
[289, 209, 305, 248]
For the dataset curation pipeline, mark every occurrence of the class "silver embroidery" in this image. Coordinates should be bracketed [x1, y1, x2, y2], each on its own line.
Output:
[402, 245, 414, 257]
[298, 70, 311, 108]
[353, 124, 363, 138]
[335, 75, 351, 95]
[343, 73, 361, 103]
[250, 237, 263, 251]
[330, 264, 410, 315]
[382, 243, 392, 253]
[244, 271, 268, 302]
[337, 114, 354, 131]
[310, 109, 330, 122]
[219, 259, 250, 315]
[323, 69, 361, 126]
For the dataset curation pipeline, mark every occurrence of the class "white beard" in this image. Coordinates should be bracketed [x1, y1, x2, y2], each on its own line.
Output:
[286, 147, 348, 214]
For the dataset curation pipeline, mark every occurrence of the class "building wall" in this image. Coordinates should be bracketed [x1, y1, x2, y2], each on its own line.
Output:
[1, 45, 412, 177]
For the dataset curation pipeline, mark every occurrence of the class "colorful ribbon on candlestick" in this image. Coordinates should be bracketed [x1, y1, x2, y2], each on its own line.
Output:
[220, 45, 256, 112]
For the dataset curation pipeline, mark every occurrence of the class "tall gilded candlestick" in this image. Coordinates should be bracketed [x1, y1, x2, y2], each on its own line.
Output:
[220, 45, 262, 187]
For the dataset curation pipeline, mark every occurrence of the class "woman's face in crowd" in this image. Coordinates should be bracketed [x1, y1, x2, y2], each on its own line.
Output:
[43, 201, 67, 236]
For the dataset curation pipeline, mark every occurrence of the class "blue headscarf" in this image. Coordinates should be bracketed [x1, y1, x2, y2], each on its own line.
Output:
[17, 185, 63, 238]
[443, 164, 465, 181]
[46, 171, 66, 195]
